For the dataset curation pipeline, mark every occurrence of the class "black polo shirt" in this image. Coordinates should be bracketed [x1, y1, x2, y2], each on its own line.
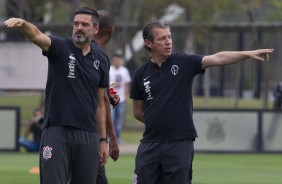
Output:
[43, 36, 108, 132]
[130, 52, 204, 142]
[91, 40, 110, 71]
[90, 41, 112, 96]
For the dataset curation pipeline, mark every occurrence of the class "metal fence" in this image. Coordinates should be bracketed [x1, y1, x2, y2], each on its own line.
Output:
[1, 22, 282, 100]
[172, 23, 282, 99]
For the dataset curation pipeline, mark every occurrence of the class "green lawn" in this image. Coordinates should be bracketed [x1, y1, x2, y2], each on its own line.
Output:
[1, 92, 281, 184]
[193, 154, 282, 184]
[0, 153, 39, 184]
[1, 153, 282, 184]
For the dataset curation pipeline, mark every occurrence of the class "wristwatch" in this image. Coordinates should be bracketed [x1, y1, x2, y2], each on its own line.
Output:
[100, 138, 108, 143]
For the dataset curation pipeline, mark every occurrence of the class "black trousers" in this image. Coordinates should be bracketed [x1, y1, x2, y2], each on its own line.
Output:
[39, 126, 100, 184]
[96, 165, 108, 184]
[134, 139, 194, 184]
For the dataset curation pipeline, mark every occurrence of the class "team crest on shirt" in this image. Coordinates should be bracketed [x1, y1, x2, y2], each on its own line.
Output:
[67, 54, 76, 78]
[171, 65, 179, 76]
[42, 146, 53, 160]
[93, 60, 100, 70]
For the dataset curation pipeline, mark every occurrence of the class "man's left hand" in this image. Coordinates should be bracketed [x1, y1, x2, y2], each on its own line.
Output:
[109, 137, 119, 161]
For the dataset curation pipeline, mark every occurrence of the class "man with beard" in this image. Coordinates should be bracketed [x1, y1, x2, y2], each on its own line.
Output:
[4, 7, 109, 184]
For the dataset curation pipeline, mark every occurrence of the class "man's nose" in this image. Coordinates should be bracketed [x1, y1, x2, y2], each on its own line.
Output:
[166, 38, 172, 44]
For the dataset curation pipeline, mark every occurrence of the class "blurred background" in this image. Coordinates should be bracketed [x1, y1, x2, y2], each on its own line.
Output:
[1, 0, 282, 152]
[1, 1, 282, 183]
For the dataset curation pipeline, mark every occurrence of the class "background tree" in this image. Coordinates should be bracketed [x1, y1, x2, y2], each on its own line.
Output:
[3, 0, 281, 108]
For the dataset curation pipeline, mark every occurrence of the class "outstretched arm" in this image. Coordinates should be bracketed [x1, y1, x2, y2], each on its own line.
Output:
[202, 49, 274, 69]
[4, 18, 51, 52]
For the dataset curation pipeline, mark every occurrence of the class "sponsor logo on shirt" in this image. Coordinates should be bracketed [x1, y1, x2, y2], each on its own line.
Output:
[143, 76, 150, 81]
[144, 80, 153, 101]
[67, 54, 76, 78]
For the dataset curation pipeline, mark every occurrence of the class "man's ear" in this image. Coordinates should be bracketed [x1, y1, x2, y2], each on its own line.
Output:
[94, 25, 100, 34]
[144, 39, 152, 48]
[108, 29, 112, 36]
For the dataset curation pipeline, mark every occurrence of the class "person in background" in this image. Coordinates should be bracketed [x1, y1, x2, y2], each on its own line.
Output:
[4, 7, 108, 184]
[19, 107, 44, 152]
[110, 53, 131, 144]
[93, 9, 120, 184]
[130, 19, 274, 184]
[273, 82, 282, 109]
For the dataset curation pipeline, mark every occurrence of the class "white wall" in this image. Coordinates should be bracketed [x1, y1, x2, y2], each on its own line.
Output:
[0, 42, 48, 90]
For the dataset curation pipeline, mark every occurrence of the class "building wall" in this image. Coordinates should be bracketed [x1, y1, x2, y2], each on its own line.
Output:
[0, 42, 48, 90]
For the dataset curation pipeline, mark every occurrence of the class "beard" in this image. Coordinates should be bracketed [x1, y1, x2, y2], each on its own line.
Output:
[72, 31, 88, 44]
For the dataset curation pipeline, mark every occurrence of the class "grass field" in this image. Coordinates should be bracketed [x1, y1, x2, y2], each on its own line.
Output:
[0, 152, 282, 184]
[1, 93, 281, 184]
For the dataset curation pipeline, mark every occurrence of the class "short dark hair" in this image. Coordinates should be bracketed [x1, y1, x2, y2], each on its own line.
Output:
[73, 7, 99, 26]
[98, 10, 114, 32]
[142, 20, 170, 52]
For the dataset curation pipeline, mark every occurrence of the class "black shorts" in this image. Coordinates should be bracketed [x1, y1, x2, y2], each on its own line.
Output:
[133, 139, 194, 184]
[39, 126, 100, 184]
